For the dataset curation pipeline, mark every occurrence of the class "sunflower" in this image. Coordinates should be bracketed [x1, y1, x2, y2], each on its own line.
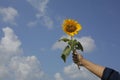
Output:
[62, 19, 82, 36]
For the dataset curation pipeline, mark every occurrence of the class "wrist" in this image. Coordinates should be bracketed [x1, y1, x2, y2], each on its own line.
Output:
[80, 58, 84, 66]
[78, 57, 84, 66]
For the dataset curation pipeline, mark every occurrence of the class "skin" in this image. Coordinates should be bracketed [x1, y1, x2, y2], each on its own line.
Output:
[72, 51, 105, 78]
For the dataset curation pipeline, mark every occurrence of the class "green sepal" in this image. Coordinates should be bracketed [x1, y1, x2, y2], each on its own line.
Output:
[61, 45, 72, 62]
[59, 38, 70, 42]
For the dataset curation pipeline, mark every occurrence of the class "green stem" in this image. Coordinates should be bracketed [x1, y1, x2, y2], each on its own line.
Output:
[70, 36, 74, 51]
[71, 36, 80, 69]
[71, 36, 73, 40]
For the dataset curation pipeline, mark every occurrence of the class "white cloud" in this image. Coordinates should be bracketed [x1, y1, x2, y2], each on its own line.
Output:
[77, 36, 96, 53]
[52, 36, 96, 53]
[0, 66, 10, 80]
[0, 27, 22, 64]
[0, 27, 45, 80]
[0, 7, 18, 24]
[9, 56, 44, 80]
[54, 73, 64, 80]
[64, 63, 100, 80]
[0, 27, 22, 53]
[27, 0, 54, 28]
[0, 56, 45, 80]
[64, 63, 81, 78]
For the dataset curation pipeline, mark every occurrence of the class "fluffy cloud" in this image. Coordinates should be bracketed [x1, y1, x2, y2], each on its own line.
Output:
[0, 66, 9, 80]
[64, 63, 81, 78]
[9, 56, 44, 80]
[0, 7, 18, 24]
[64, 63, 100, 80]
[0, 27, 22, 64]
[0, 27, 22, 53]
[0, 27, 45, 80]
[52, 36, 96, 53]
[0, 56, 45, 80]
[54, 73, 63, 80]
[27, 0, 53, 28]
[77, 36, 96, 53]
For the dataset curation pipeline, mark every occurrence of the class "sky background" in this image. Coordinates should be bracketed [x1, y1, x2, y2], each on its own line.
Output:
[0, 0, 120, 80]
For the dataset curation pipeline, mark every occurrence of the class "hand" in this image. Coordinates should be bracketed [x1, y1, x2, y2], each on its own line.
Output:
[72, 50, 83, 66]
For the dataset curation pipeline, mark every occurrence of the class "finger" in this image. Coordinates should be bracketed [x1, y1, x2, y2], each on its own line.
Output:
[73, 60, 78, 64]
[72, 55, 77, 58]
[72, 50, 77, 55]
[73, 58, 78, 62]
[73, 58, 79, 63]
[72, 55, 78, 59]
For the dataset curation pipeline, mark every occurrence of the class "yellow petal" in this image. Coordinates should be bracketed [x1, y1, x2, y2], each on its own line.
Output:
[62, 19, 82, 36]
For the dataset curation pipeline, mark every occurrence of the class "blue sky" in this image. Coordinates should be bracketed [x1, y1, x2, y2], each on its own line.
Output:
[0, 0, 120, 80]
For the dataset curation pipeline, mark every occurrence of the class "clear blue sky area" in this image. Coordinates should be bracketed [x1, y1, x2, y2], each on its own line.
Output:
[0, 0, 120, 80]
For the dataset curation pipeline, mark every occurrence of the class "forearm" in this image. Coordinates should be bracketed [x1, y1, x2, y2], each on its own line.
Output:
[73, 52, 120, 80]
[81, 58, 105, 78]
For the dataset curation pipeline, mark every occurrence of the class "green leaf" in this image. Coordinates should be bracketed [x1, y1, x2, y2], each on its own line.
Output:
[59, 38, 70, 42]
[75, 41, 84, 51]
[61, 46, 72, 62]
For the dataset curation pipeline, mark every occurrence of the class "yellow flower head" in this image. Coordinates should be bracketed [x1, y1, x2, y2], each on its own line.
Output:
[62, 19, 82, 36]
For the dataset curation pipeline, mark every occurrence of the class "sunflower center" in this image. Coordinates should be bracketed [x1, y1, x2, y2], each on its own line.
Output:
[66, 25, 77, 32]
